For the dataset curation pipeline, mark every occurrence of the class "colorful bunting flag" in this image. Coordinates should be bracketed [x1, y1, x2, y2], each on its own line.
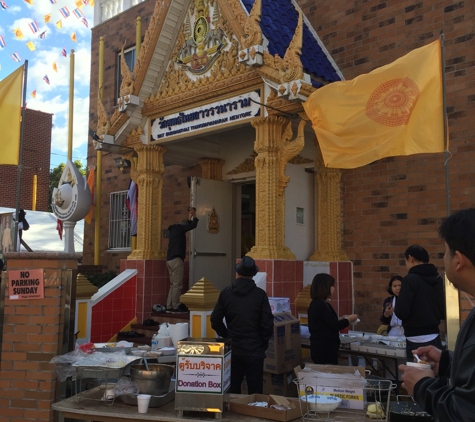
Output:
[52, 62, 58, 72]
[55, 20, 62, 29]
[44, 13, 51, 23]
[49, 0, 56, 3]
[89, 0, 94, 6]
[24, 0, 33, 4]
[28, 20, 39, 34]
[43, 74, 50, 84]
[61, 47, 67, 57]
[1, 0, 7, 10]
[14, 28, 24, 39]
[75, 0, 83, 8]
[0, 35, 6, 48]
[71, 32, 77, 42]
[38, 30, 46, 39]
[26, 41, 35, 51]
[10, 52, 21, 62]
[59, 7, 70, 18]
[81, 16, 88, 28]
[31, 89, 36, 98]
[72, 8, 84, 18]
[82, 0, 89, 5]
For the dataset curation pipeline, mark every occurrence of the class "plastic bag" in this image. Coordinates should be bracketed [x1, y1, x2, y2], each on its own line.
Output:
[114, 376, 140, 397]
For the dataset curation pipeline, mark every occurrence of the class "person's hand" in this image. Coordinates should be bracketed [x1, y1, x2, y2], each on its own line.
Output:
[384, 303, 393, 318]
[346, 314, 358, 323]
[399, 364, 435, 396]
[187, 207, 196, 219]
[411, 345, 442, 375]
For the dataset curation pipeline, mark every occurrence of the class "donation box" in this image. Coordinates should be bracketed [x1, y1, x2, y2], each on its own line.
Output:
[175, 337, 231, 417]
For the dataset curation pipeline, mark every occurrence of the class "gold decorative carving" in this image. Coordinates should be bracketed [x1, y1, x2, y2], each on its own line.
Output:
[247, 116, 297, 260]
[96, 92, 111, 139]
[309, 145, 348, 262]
[128, 144, 167, 260]
[226, 152, 257, 175]
[199, 158, 224, 180]
[289, 155, 313, 165]
[279, 9, 304, 83]
[119, 44, 134, 97]
[241, 0, 262, 48]
[207, 207, 219, 234]
[277, 113, 307, 195]
[131, 0, 169, 97]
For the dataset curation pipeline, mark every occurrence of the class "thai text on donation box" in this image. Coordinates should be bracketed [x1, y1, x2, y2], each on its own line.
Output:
[175, 338, 231, 414]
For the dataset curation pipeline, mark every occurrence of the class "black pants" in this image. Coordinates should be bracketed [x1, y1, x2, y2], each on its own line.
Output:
[230, 355, 264, 394]
[405, 336, 444, 362]
[311, 345, 339, 365]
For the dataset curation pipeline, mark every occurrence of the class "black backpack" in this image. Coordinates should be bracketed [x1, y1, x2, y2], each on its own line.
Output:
[22, 219, 30, 231]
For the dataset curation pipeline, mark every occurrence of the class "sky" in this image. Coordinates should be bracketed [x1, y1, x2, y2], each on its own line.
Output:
[0, 0, 93, 170]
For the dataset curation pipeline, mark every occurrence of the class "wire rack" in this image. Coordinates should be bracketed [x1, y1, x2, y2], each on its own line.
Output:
[294, 375, 396, 422]
[74, 366, 125, 405]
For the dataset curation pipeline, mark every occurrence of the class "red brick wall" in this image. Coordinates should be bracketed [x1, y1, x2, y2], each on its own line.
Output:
[0, 109, 52, 211]
[298, 0, 475, 330]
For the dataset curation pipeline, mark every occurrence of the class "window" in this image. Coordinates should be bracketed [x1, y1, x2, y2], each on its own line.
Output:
[296, 207, 304, 225]
[116, 47, 136, 100]
[109, 191, 131, 250]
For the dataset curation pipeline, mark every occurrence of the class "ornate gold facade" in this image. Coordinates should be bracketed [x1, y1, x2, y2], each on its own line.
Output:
[95, 0, 348, 263]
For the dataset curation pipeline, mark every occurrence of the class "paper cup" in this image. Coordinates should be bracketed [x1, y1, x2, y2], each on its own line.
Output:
[137, 394, 151, 413]
[406, 361, 431, 370]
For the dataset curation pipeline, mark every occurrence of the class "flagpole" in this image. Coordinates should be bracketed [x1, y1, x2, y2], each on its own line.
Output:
[440, 32, 450, 217]
[68, 50, 75, 160]
[13, 60, 28, 252]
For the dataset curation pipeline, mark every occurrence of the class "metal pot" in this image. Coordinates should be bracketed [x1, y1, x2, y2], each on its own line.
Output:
[389, 396, 434, 422]
[130, 364, 174, 396]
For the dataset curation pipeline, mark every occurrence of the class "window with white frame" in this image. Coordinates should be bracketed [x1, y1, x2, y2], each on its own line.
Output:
[109, 191, 131, 250]
[116, 46, 136, 101]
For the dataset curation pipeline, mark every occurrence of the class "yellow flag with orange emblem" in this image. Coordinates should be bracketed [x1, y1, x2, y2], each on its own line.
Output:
[44, 13, 52, 23]
[303, 39, 445, 169]
[71, 32, 77, 42]
[14, 28, 24, 39]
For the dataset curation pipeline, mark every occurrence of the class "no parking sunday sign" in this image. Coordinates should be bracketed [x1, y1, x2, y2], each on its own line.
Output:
[8, 269, 44, 300]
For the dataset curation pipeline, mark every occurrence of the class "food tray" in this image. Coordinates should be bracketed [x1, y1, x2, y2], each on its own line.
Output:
[295, 375, 395, 421]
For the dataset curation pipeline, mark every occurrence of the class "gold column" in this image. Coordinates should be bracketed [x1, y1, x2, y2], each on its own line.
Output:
[248, 116, 297, 260]
[309, 148, 347, 261]
[199, 158, 224, 181]
[127, 144, 167, 260]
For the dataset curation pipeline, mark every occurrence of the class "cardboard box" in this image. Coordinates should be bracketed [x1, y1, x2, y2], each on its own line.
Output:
[268, 297, 291, 314]
[296, 365, 366, 410]
[242, 371, 298, 397]
[265, 313, 302, 374]
[230, 394, 303, 421]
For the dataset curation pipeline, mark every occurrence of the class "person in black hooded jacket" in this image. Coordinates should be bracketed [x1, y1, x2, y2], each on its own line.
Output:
[395, 245, 446, 361]
[210, 256, 274, 394]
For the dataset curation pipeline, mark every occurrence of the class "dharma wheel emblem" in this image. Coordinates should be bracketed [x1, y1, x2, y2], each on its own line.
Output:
[365, 77, 420, 126]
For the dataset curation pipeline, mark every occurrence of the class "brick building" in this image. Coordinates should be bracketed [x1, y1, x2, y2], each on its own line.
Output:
[85, 0, 474, 331]
[0, 108, 53, 212]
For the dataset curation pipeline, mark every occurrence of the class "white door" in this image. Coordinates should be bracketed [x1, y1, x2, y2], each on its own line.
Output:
[189, 177, 235, 292]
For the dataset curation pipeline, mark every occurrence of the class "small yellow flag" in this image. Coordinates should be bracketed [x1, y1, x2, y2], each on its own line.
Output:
[56, 20, 62, 29]
[0, 66, 23, 165]
[31, 89, 37, 98]
[303, 39, 445, 169]
[89, 0, 94, 6]
[26, 41, 35, 51]
[44, 13, 52, 23]
[52, 62, 58, 72]
[14, 28, 24, 39]
[71, 32, 77, 42]
[75, 0, 83, 8]
[24, 0, 33, 4]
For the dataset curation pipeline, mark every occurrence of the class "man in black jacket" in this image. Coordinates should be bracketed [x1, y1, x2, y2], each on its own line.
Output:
[210, 256, 274, 394]
[395, 244, 445, 361]
[166, 207, 198, 313]
[400, 208, 475, 421]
